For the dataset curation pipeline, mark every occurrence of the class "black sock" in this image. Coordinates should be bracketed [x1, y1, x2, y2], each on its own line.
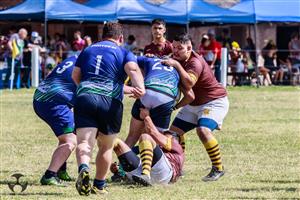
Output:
[59, 162, 67, 172]
[45, 170, 57, 179]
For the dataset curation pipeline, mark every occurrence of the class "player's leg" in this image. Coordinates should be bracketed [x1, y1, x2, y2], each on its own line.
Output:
[125, 99, 145, 148]
[170, 105, 198, 152]
[111, 138, 141, 182]
[75, 128, 97, 195]
[132, 133, 168, 186]
[33, 101, 76, 186]
[73, 93, 99, 195]
[92, 95, 123, 195]
[46, 133, 77, 181]
[196, 97, 229, 182]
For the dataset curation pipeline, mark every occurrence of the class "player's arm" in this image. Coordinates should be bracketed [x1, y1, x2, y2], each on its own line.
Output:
[72, 66, 81, 85]
[124, 61, 145, 98]
[173, 85, 195, 110]
[140, 108, 171, 149]
[161, 58, 197, 91]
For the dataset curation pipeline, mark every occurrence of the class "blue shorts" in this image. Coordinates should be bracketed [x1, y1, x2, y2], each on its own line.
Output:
[74, 93, 123, 135]
[131, 99, 175, 130]
[33, 100, 74, 137]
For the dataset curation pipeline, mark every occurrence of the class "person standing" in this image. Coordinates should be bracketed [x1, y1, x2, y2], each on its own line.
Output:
[144, 19, 172, 57]
[72, 22, 145, 196]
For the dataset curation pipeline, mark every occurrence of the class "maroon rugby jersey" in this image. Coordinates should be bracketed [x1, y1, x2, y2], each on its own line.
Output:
[162, 138, 184, 182]
[144, 40, 173, 57]
[180, 51, 227, 105]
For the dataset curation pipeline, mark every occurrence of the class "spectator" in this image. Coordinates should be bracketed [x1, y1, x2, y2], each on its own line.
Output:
[229, 41, 247, 85]
[217, 28, 232, 49]
[0, 35, 8, 62]
[257, 53, 272, 86]
[198, 34, 210, 58]
[54, 33, 67, 63]
[288, 32, 300, 68]
[244, 37, 256, 64]
[124, 35, 137, 52]
[144, 18, 172, 57]
[83, 35, 92, 48]
[263, 42, 284, 85]
[204, 29, 222, 82]
[5, 28, 27, 88]
[72, 30, 85, 51]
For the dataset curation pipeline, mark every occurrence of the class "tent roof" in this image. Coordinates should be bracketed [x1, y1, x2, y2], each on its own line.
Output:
[188, 0, 256, 23]
[0, 0, 45, 21]
[116, 0, 188, 24]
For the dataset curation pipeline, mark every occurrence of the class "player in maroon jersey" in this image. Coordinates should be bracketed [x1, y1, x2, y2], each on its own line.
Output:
[144, 19, 173, 57]
[112, 108, 184, 186]
[162, 33, 229, 182]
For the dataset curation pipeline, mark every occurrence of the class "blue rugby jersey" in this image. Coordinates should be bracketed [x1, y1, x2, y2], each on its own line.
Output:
[34, 56, 77, 107]
[137, 56, 180, 98]
[75, 40, 137, 101]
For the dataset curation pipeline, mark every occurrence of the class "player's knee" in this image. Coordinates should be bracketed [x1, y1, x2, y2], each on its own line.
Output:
[197, 127, 212, 140]
[139, 133, 151, 141]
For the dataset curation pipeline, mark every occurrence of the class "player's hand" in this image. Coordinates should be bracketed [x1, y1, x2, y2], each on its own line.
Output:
[140, 108, 150, 120]
[161, 58, 179, 68]
[129, 87, 144, 99]
[144, 53, 155, 57]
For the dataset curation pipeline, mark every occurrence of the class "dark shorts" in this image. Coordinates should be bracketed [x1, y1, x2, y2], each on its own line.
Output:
[74, 93, 123, 135]
[33, 100, 74, 137]
[131, 99, 175, 130]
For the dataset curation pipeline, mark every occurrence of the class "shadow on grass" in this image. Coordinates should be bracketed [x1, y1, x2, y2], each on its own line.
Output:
[0, 192, 63, 196]
[229, 186, 298, 193]
[0, 180, 40, 186]
[230, 197, 299, 200]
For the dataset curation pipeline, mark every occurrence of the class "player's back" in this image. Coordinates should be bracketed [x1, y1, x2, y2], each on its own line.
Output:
[34, 56, 77, 106]
[75, 40, 135, 101]
[137, 56, 180, 99]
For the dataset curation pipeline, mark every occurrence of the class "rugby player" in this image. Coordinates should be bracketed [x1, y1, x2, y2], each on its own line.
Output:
[114, 108, 184, 186]
[125, 55, 195, 148]
[33, 56, 77, 186]
[162, 34, 229, 182]
[72, 22, 145, 195]
[144, 19, 173, 57]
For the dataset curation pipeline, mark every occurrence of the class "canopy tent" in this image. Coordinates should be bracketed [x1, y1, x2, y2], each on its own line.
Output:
[84, 0, 117, 19]
[116, 0, 188, 24]
[46, 0, 116, 22]
[0, 0, 45, 21]
[254, 0, 300, 22]
[0, 0, 115, 22]
[188, 0, 256, 23]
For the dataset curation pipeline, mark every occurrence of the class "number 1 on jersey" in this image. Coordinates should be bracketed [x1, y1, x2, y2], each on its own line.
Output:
[95, 55, 103, 75]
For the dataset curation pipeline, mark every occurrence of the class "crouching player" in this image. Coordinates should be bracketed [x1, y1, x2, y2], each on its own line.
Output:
[113, 108, 184, 186]
[33, 56, 77, 186]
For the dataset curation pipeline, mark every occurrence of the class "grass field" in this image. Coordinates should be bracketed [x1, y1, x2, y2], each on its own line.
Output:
[0, 87, 300, 200]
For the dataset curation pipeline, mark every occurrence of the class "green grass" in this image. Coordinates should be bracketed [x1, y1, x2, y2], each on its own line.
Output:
[0, 86, 300, 199]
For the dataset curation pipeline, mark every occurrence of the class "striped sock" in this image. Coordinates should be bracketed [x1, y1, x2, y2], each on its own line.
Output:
[179, 134, 186, 152]
[139, 140, 153, 176]
[204, 137, 223, 171]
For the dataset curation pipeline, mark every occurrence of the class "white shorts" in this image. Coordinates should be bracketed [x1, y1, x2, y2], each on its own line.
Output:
[174, 96, 229, 130]
[141, 89, 174, 109]
[126, 153, 173, 185]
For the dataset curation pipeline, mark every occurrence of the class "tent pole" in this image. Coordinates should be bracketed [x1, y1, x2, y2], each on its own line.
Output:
[254, 23, 260, 88]
[44, 19, 47, 47]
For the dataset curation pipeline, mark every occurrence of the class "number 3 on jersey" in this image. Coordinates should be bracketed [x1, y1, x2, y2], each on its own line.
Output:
[56, 61, 73, 74]
[95, 55, 103, 75]
[152, 59, 173, 72]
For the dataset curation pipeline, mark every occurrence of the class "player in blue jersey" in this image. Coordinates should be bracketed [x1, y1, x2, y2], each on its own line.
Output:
[72, 22, 145, 196]
[124, 56, 195, 148]
[33, 56, 77, 186]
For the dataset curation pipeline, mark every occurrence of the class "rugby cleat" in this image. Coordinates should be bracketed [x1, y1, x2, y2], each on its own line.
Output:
[202, 166, 225, 182]
[132, 174, 152, 186]
[110, 162, 126, 182]
[40, 175, 66, 187]
[57, 170, 74, 182]
[91, 185, 108, 195]
[75, 169, 91, 196]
